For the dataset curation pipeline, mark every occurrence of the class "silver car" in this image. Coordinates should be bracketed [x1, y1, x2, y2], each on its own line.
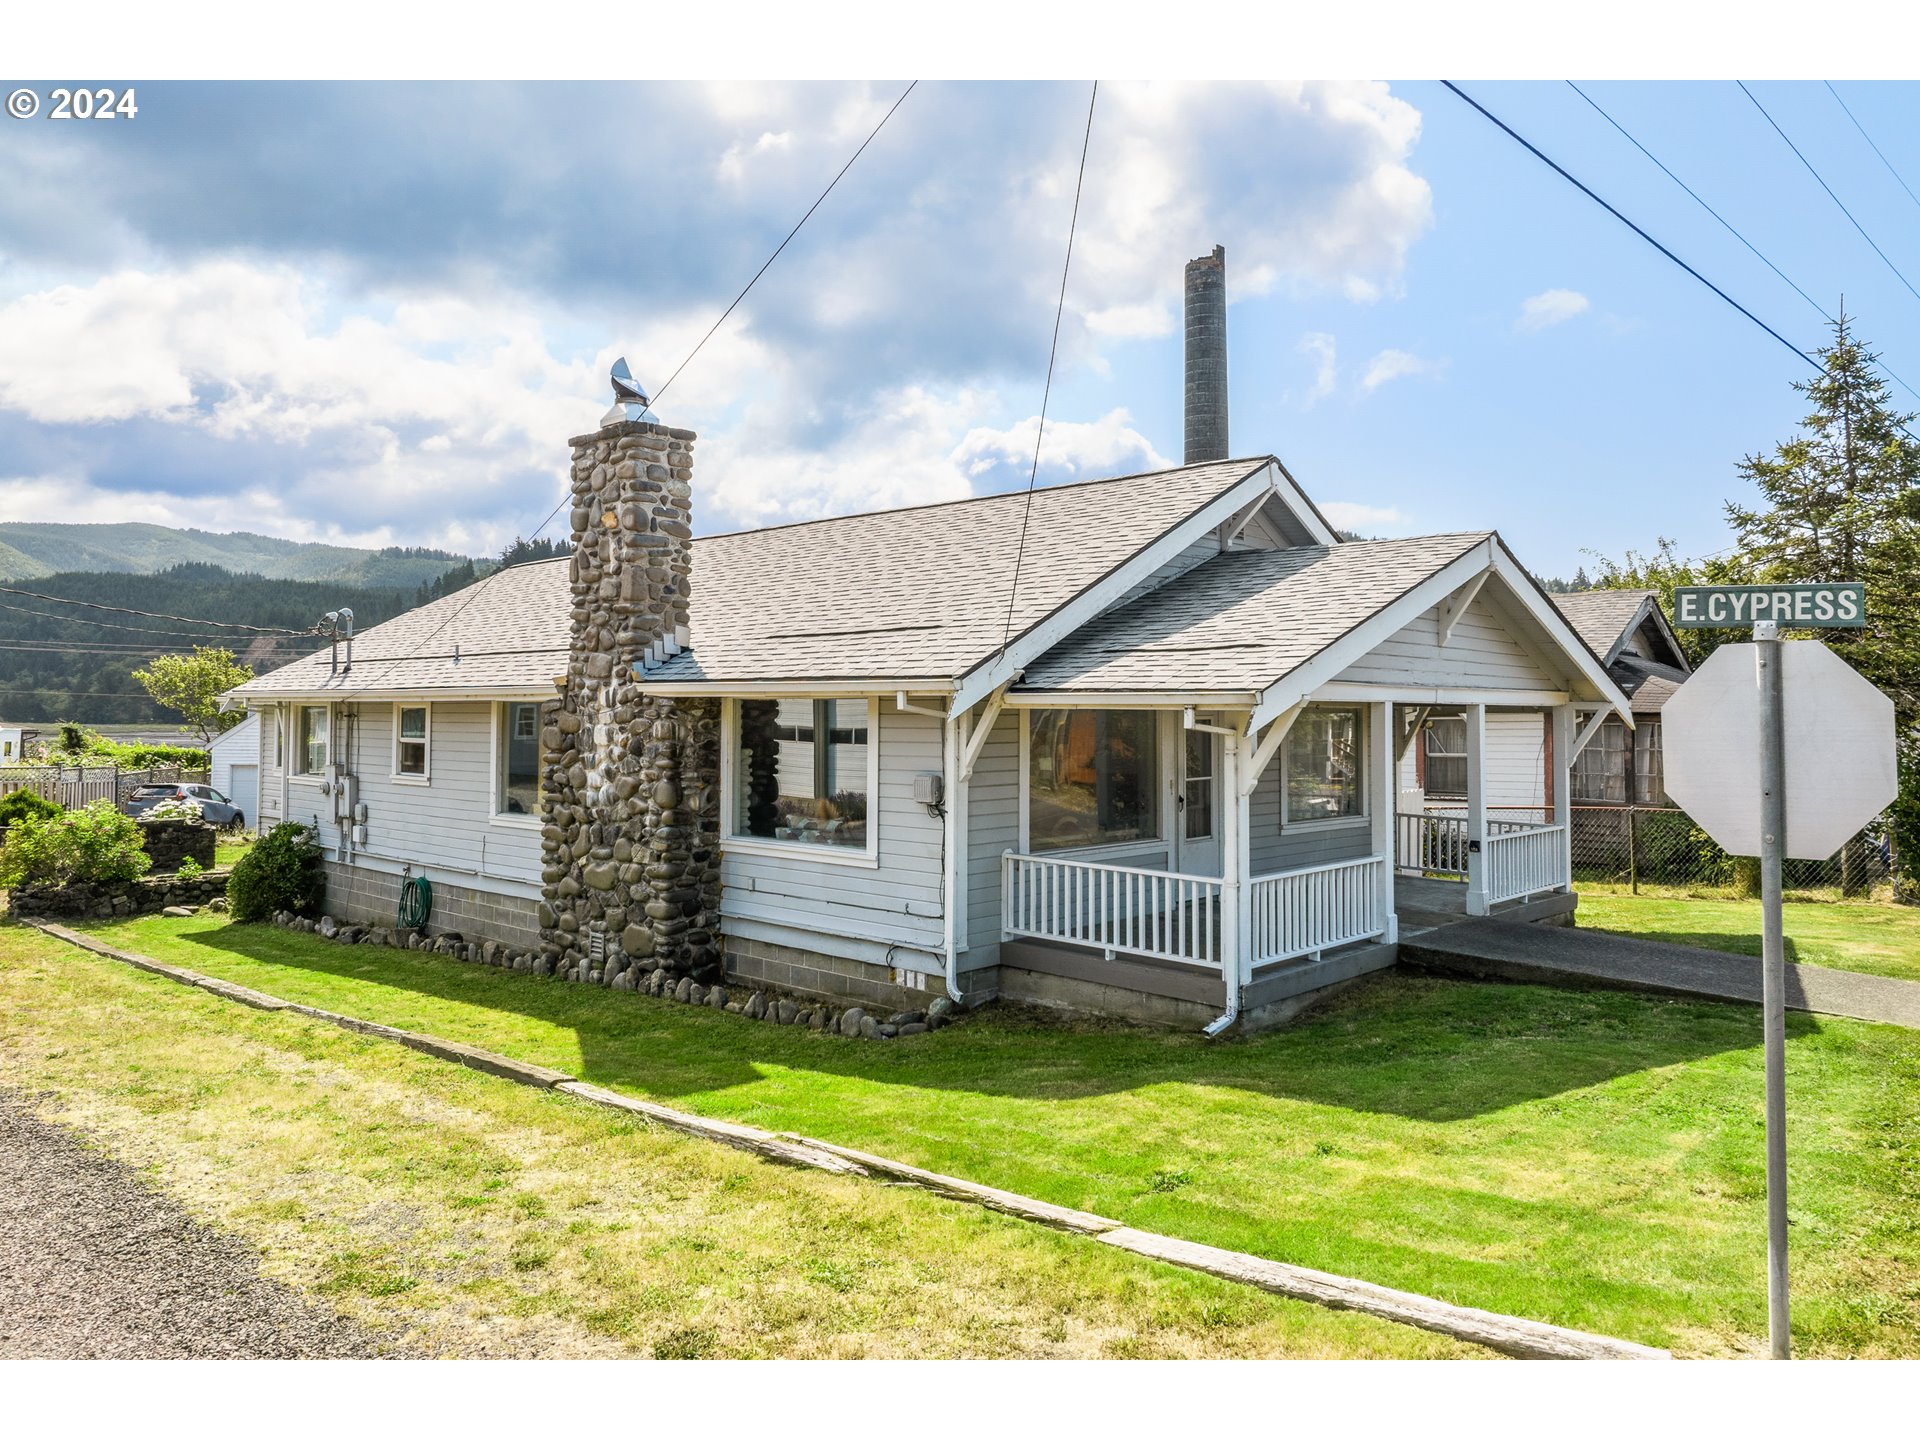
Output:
[125, 783, 245, 829]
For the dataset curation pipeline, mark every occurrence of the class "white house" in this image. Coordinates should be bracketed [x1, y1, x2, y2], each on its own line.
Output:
[207, 712, 261, 830]
[229, 252, 1632, 1033]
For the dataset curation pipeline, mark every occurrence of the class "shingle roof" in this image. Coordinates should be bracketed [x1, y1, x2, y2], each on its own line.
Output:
[234, 456, 1271, 698]
[230, 556, 572, 697]
[1550, 589, 1655, 663]
[1612, 653, 1690, 714]
[645, 455, 1270, 684]
[1017, 533, 1491, 694]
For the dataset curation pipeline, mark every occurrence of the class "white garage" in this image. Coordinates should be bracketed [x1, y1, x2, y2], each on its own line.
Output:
[209, 713, 261, 831]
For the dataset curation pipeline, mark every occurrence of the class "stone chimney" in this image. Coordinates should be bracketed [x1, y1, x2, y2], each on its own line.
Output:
[538, 409, 722, 988]
[1183, 244, 1228, 464]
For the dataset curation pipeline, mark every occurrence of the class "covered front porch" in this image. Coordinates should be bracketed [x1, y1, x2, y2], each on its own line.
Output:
[995, 697, 1586, 1029]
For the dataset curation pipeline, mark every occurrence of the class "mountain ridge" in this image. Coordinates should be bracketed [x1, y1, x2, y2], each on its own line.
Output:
[0, 522, 477, 589]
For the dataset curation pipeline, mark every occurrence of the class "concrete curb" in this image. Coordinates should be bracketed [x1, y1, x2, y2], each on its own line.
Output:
[22, 917, 1673, 1360]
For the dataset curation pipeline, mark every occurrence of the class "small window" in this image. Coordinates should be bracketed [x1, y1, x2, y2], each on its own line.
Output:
[1573, 716, 1629, 804]
[1285, 707, 1363, 824]
[297, 706, 329, 776]
[1027, 708, 1158, 852]
[732, 698, 872, 851]
[395, 705, 430, 779]
[1422, 716, 1467, 799]
[497, 702, 542, 817]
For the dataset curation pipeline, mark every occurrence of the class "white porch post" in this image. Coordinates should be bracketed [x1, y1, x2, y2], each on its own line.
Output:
[1220, 724, 1249, 988]
[1552, 702, 1574, 892]
[1464, 702, 1489, 915]
[1368, 700, 1398, 943]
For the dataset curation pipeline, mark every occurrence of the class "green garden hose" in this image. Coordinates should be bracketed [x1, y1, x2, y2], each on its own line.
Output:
[397, 874, 433, 929]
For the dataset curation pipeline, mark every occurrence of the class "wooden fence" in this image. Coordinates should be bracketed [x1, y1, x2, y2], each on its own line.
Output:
[0, 765, 209, 811]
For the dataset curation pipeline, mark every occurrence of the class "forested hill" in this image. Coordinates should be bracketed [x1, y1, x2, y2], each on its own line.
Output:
[0, 522, 475, 589]
[0, 564, 434, 726]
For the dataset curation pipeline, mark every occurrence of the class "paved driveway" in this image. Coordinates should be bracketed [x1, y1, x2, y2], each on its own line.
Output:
[0, 1091, 388, 1359]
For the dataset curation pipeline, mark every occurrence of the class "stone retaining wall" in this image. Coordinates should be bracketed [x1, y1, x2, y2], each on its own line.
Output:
[12, 869, 230, 919]
[139, 819, 217, 874]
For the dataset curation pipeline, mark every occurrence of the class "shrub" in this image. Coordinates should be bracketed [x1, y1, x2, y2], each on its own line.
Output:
[1893, 729, 1920, 905]
[176, 857, 206, 880]
[0, 789, 61, 827]
[0, 800, 152, 888]
[143, 797, 204, 822]
[227, 821, 325, 922]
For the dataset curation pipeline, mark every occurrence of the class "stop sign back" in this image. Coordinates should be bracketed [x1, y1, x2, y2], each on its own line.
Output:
[1662, 639, 1897, 861]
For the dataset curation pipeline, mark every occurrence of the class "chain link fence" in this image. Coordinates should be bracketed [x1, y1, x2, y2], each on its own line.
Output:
[1570, 804, 1894, 900]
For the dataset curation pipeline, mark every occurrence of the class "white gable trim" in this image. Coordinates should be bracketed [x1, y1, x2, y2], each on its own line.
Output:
[1243, 538, 1632, 732]
[949, 461, 1281, 715]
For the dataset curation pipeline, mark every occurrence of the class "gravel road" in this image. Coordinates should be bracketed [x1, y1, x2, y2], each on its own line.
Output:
[0, 1089, 389, 1358]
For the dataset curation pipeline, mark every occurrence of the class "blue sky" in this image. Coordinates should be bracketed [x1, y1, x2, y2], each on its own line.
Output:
[1, 79, 1915, 579]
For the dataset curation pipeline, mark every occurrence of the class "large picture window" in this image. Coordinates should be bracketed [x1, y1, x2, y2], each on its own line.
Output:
[497, 702, 543, 816]
[733, 698, 871, 850]
[1285, 707, 1362, 824]
[297, 705, 329, 776]
[1027, 709, 1158, 852]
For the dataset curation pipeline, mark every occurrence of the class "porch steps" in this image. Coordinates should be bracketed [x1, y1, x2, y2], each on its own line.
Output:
[1400, 918, 1920, 1030]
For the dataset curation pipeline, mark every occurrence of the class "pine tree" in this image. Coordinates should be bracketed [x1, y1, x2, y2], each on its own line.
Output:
[1725, 311, 1920, 895]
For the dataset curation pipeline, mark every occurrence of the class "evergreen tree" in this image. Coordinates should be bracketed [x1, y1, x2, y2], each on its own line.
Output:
[1724, 312, 1920, 895]
[498, 535, 566, 568]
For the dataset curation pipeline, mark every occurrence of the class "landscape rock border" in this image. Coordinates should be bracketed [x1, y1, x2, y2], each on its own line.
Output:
[22, 915, 1671, 1362]
[268, 909, 958, 1039]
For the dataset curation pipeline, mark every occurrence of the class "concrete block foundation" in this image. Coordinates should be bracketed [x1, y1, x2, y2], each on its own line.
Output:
[321, 862, 542, 952]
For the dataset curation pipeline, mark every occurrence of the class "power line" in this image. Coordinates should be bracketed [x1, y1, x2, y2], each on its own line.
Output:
[1565, 81, 1920, 408]
[1441, 81, 1817, 369]
[999, 80, 1098, 656]
[329, 82, 920, 706]
[1738, 80, 1920, 308]
[1826, 82, 1920, 217]
[0, 598, 318, 645]
[0, 582, 317, 635]
[652, 80, 918, 410]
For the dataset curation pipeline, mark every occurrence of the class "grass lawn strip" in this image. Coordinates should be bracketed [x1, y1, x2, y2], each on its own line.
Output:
[21, 918, 1655, 1360]
[71, 912, 1920, 1357]
[1577, 895, 1920, 985]
[0, 924, 1481, 1359]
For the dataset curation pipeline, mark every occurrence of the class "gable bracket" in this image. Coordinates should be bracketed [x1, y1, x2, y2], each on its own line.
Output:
[958, 683, 1011, 782]
[1567, 707, 1612, 762]
[1437, 569, 1492, 647]
[1239, 702, 1303, 797]
[1396, 704, 1432, 763]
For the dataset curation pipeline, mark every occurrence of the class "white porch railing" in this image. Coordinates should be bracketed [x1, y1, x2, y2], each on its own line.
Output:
[1251, 854, 1389, 965]
[1002, 851, 1222, 969]
[1395, 811, 1468, 876]
[1484, 823, 1569, 904]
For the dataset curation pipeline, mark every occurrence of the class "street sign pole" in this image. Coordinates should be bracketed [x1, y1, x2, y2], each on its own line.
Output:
[1754, 621, 1790, 1359]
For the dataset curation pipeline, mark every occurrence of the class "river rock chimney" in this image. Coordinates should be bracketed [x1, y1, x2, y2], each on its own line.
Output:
[538, 372, 721, 990]
[1183, 245, 1229, 464]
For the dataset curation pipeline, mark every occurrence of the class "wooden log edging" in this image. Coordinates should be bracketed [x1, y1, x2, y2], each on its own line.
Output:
[21, 917, 1671, 1360]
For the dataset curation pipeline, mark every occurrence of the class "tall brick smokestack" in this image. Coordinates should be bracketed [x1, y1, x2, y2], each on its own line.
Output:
[1183, 245, 1228, 464]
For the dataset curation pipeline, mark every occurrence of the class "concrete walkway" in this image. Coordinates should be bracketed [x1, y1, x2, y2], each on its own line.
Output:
[1401, 919, 1920, 1030]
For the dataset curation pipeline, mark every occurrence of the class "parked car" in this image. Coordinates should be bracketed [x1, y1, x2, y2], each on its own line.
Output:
[125, 783, 245, 829]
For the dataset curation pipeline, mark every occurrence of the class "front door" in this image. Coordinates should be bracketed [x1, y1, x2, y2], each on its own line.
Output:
[1176, 728, 1222, 876]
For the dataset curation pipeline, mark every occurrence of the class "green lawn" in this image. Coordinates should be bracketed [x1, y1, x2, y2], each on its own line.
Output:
[63, 912, 1920, 1357]
[0, 922, 1462, 1359]
[213, 835, 254, 869]
[1579, 894, 1920, 984]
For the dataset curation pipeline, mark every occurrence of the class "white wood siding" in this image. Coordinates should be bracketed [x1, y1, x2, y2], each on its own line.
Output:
[1335, 590, 1559, 691]
[721, 704, 946, 960]
[962, 706, 1022, 972]
[255, 703, 287, 828]
[1397, 709, 1546, 814]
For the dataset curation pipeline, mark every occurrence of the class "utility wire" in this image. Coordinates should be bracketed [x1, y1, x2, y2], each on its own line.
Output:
[0, 598, 317, 644]
[1566, 81, 1920, 407]
[0, 582, 318, 635]
[652, 80, 918, 410]
[998, 81, 1098, 657]
[1825, 82, 1920, 217]
[1738, 80, 1920, 308]
[1442, 81, 1817, 368]
[328, 83, 918, 706]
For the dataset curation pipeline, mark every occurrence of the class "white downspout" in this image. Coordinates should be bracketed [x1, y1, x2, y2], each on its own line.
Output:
[1186, 709, 1244, 1038]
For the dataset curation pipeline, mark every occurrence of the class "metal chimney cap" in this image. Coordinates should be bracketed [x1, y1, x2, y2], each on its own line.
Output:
[602, 356, 655, 426]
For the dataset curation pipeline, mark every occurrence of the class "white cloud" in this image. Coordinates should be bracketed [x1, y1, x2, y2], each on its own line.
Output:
[1360, 348, 1445, 392]
[952, 408, 1170, 482]
[1298, 331, 1338, 405]
[1319, 500, 1409, 535]
[1516, 288, 1590, 333]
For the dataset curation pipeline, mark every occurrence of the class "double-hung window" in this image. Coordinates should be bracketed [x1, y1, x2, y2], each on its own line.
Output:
[394, 705, 430, 780]
[297, 705, 329, 777]
[1421, 716, 1466, 799]
[496, 702, 543, 817]
[1284, 706, 1363, 824]
[731, 698, 873, 852]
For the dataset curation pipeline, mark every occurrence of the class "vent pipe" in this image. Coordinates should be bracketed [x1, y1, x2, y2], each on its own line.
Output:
[1183, 245, 1228, 464]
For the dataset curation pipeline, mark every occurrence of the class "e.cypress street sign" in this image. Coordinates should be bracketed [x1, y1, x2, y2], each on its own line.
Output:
[1673, 582, 1866, 629]
[1661, 584, 1895, 1361]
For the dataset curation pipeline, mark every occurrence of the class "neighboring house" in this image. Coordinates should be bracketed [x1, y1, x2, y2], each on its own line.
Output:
[229, 251, 1633, 1033]
[207, 712, 261, 829]
[0, 724, 30, 763]
[1546, 589, 1692, 807]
